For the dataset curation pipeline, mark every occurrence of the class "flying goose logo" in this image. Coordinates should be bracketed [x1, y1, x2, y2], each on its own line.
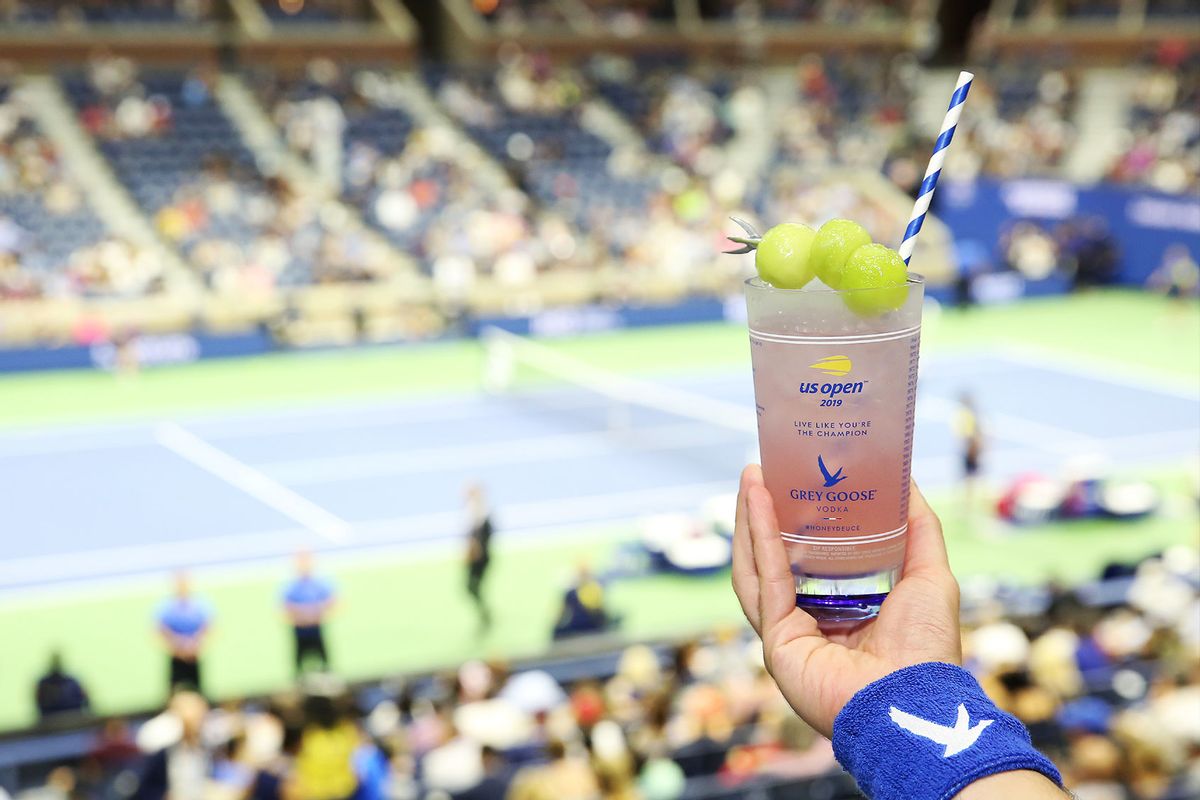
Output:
[817, 455, 848, 488]
[889, 704, 994, 758]
[809, 355, 852, 377]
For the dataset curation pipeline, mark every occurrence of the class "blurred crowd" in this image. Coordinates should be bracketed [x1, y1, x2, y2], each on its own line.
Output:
[1105, 44, 1199, 195]
[997, 215, 1122, 287]
[0, 80, 162, 299]
[234, 42, 1200, 302]
[474, 0, 566, 29]
[77, 56, 394, 293]
[963, 546, 1200, 800]
[260, 0, 373, 23]
[0, 29, 1196, 302]
[6, 546, 1198, 800]
[74, 55, 183, 141]
[0, 0, 214, 25]
[943, 57, 1077, 181]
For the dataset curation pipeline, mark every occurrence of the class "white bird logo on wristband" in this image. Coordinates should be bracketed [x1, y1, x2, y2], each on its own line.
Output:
[889, 704, 994, 757]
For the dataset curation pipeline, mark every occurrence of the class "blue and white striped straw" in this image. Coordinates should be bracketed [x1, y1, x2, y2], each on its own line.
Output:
[897, 70, 974, 266]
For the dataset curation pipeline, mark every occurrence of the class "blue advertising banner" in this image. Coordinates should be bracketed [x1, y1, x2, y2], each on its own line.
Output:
[0, 330, 272, 373]
[936, 179, 1200, 285]
[471, 296, 733, 337]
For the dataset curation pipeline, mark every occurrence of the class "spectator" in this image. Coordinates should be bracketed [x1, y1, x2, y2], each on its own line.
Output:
[282, 549, 337, 676]
[34, 652, 89, 720]
[16, 766, 77, 800]
[87, 718, 141, 772]
[507, 739, 599, 800]
[456, 745, 516, 800]
[1147, 243, 1200, 300]
[292, 682, 361, 800]
[133, 691, 212, 800]
[156, 571, 212, 695]
[1060, 217, 1120, 288]
[248, 715, 303, 800]
[1002, 221, 1059, 281]
[552, 564, 616, 639]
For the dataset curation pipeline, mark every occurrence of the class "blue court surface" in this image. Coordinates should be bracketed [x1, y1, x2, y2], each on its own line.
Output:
[0, 348, 1196, 594]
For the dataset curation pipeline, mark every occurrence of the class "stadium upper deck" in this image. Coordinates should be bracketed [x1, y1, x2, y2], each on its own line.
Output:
[0, 0, 1196, 348]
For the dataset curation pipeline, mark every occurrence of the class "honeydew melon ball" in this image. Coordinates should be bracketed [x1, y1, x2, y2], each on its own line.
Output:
[755, 223, 816, 289]
[841, 243, 910, 316]
[811, 218, 872, 289]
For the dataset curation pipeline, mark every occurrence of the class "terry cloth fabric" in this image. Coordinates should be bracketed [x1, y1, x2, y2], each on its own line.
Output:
[832, 662, 1062, 800]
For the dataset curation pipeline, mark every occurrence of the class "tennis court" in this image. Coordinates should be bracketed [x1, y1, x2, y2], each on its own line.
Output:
[0, 344, 1196, 592]
[0, 292, 1196, 727]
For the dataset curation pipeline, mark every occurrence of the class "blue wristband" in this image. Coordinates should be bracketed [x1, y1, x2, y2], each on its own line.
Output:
[831, 662, 1062, 800]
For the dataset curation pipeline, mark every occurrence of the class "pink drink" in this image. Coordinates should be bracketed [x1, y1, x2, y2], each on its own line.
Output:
[745, 277, 923, 622]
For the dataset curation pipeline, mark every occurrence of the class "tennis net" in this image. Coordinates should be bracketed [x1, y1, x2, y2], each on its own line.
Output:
[480, 326, 757, 436]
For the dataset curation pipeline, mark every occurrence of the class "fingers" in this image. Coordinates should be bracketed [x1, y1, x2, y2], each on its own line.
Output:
[731, 465, 762, 633]
[746, 483, 797, 635]
[901, 480, 955, 587]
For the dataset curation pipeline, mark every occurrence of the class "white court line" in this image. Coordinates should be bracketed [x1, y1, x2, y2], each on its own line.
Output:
[154, 422, 353, 544]
[261, 421, 746, 484]
[185, 391, 612, 439]
[0, 519, 636, 609]
[1079, 428, 1200, 455]
[0, 479, 739, 589]
[0, 365, 752, 445]
[0, 433, 156, 459]
[3, 358, 998, 454]
[0, 379, 741, 454]
[0, 436, 1157, 590]
[0, 525, 311, 587]
[997, 345, 1200, 401]
[0, 393, 607, 455]
[263, 412, 1196, 489]
[3, 430, 1196, 594]
[918, 394, 1100, 453]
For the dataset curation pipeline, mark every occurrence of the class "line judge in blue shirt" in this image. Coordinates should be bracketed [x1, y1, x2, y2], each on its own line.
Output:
[156, 571, 212, 695]
[282, 550, 337, 675]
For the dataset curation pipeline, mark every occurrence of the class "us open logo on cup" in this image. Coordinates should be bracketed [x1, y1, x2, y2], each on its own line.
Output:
[798, 357, 868, 403]
[809, 355, 853, 376]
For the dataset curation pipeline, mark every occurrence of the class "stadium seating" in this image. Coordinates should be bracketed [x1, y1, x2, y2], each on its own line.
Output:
[0, 549, 1195, 799]
[424, 60, 659, 231]
[254, 66, 427, 251]
[8, 44, 1181, 309]
[258, 0, 375, 23]
[587, 57, 736, 163]
[0, 0, 213, 24]
[0, 86, 143, 298]
[1145, 0, 1195, 18]
[1105, 51, 1199, 193]
[0, 2, 1193, 325]
[475, 0, 567, 27]
[62, 69, 261, 247]
[77, 0, 201, 24]
[62, 63, 395, 291]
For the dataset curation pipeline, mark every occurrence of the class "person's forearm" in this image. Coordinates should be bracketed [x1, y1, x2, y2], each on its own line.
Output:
[954, 770, 1068, 799]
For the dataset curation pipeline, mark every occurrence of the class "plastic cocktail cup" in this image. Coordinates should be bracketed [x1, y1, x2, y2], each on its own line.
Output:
[745, 276, 924, 622]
